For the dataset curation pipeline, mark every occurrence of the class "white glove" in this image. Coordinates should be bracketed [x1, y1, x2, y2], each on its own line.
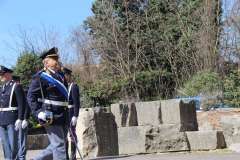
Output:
[38, 112, 47, 121]
[22, 120, 28, 129]
[15, 119, 22, 131]
[71, 116, 78, 126]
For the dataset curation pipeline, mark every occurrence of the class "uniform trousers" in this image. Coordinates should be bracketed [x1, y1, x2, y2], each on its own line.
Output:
[0, 124, 18, 160]
[33, 125, 66, 160]
[18, 127, 28, 160]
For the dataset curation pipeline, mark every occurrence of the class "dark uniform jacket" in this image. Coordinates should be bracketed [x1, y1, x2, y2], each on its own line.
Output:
[27, 70, 68, 125]
[68, 83, 80, 123]
[0, 80, 25, 125]
[23, 88, 31, 120]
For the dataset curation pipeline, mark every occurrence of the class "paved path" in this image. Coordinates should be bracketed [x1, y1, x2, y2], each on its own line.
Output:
[27, 150, 240, 160]
[97, 153, 240, 160]
[89, 153, 240, 160]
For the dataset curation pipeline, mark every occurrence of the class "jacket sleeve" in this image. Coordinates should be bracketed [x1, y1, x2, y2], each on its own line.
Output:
[27, 77, 43, 119]
[22, 88, 31, 120]
[72, 84, 80, 117]
[14, 84, 25, 120]
[24, 98, 31, 120]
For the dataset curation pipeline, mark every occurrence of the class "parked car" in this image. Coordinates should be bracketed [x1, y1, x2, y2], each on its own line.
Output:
[176, 96, 230, 111]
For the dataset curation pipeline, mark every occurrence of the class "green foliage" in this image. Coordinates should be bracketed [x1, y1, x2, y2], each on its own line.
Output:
[180, 71, 221, 96]
[82, 70, 174, 106]
[180, 69, 240, 108]
[224, 70, 240, 107]
[13, 52, 42, 87]
[134, 70, 175, 100]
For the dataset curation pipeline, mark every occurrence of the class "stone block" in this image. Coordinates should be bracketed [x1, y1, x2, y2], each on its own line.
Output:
[76, 108, 118, 159]
[220, 115, 240, 147]
[135, 101, 162, 126]
[186, 131, 226, 151]
[77, 108, 97, 158]
[111, 102, 138, 127]
[118, 126, 151, 155]
[118, 125, 190, 155]
[94, 108, 119, 156]
[145, 124, 190, 153]
[161, 99, 198, 131]
[27, 134, 49, 150]
[229, 143, 240, 153]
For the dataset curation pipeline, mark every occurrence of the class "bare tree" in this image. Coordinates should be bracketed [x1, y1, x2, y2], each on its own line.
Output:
[68, 25, 100, 84]
[220, 0, 240, 63]
[5, 25, 67, 60]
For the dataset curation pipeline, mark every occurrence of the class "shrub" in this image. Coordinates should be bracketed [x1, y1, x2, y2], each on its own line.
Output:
[224, 69, 240, 107]
[179, 70, 221, 96]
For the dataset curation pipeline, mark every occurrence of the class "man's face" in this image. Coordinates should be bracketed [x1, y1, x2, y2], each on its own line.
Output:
[44, 57, 59, 70]
[65, 74, 71, 82]
[0, 73, 10, 82]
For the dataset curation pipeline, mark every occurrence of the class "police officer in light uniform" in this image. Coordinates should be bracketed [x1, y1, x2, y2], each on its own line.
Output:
[27, 47, 68, 160]
[62, 67, 80, 160]
[13, 75, 30, 160]
[0, 66, 25, 160]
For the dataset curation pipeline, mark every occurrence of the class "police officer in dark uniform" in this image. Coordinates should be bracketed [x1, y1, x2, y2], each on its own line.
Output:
[27, 47, 68, 160]
[0, 66, 25, 160]
[62, 67, 80, 160]
[13, 75, 30, 160]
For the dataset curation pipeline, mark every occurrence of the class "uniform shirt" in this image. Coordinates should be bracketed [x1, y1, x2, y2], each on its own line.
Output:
[0, 80, 25, 125]
[27, 70, 68, 125]
[68, 83, 80, 119]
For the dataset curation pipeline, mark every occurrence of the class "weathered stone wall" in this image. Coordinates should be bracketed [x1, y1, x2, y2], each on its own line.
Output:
[111, 99, 198, 131]
[113, 99, 204, 155]
[1, 99, 233, 158]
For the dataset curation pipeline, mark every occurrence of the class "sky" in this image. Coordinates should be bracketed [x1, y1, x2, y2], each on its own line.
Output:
[0, 0, 94, 67]
[0, 0, 236, 67]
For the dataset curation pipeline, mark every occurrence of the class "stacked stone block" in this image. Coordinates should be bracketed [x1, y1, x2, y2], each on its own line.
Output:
[111, 99, 226, 155]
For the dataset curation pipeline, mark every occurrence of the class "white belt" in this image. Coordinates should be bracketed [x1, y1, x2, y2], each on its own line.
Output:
[0, 107, 18, 112]
[68, 105, 74, 109]
[38, 98, 68, 107]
